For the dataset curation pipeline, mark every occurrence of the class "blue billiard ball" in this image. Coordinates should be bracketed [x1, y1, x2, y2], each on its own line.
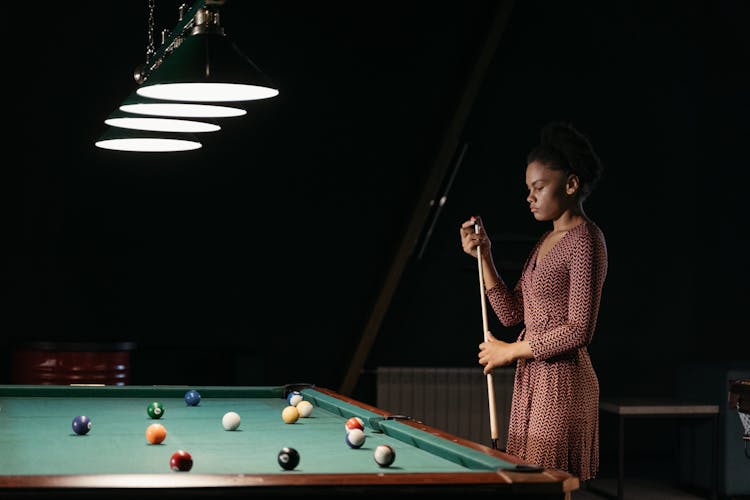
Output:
[184, 390, 201, 406]
[72, 415, 92, 435]
[287, 390, 302, 406]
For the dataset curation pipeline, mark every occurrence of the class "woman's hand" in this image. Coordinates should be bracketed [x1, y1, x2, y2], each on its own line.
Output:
[460, 215, 491, 258]
[478, 331, 515, 374]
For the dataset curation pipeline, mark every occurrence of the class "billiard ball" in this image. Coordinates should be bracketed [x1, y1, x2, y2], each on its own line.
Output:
[146, 423, 167, 444]
[344, 416, 364, 433]
[286, 390, 303, 406]
[296, 400, 313, 418]
[184, 390, 201, 406]
[281, 405, 299, 424]
[170, 450, 193, 471]
[147, 401, 165, 419]
[222, 411, 241, 431]
[277, 447, 300, 470]
[373, 444, 395, 467]
[345, 428, 366, 449]
[71, 415, 92, 435]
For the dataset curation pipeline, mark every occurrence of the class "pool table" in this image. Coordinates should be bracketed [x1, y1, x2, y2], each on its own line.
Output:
[0, 384, 578, 498]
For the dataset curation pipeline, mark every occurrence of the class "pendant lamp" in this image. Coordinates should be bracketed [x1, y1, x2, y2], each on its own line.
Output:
[136, 6, 279, 102]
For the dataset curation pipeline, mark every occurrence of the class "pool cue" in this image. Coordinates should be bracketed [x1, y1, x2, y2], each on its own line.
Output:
[475, 222, 500, 449]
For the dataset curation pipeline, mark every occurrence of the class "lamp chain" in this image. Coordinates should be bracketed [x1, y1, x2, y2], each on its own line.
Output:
[146, 0, 156, 63]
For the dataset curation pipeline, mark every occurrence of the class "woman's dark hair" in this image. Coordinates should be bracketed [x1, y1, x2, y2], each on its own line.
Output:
[526, 122, 603, 201]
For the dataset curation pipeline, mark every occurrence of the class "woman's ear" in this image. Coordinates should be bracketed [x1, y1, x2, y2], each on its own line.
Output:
[566, 174, 580, 196]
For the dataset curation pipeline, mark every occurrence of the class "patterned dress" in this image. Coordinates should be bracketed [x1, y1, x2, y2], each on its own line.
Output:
[486, 220, 607, 481]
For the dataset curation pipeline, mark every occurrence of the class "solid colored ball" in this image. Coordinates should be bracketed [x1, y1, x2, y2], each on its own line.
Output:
[277, 447, 300, 470]
[71, 415, 92, 435]
[296, 400, 313, 418]
[345, 416, 364, 433]
[170, 450, 193, 471]
[147, 401, 165, 419]
[286, 390, 303, 406]
[184, 390, 201, 406]
[146, 423, 167, 444]
[222, 411, 241, 431]
[345, 428, 366, 449]
[281, 405, 299, 424]
[373, 444, 396, 467]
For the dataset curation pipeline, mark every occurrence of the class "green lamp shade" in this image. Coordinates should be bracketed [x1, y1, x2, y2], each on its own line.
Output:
[137, 33, 279, 102]
[95, 127, 201, 153]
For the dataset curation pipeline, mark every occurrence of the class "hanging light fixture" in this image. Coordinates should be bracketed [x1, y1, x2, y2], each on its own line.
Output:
[136, 2, 279, 102]
[94, 0, 277, 153]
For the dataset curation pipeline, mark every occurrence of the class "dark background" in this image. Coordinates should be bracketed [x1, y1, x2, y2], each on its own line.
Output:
[5, 0, 748, 407]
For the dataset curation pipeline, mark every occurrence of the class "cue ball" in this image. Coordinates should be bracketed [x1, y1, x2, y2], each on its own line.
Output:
[184, 390, 201, 406]
[296, 400, 313, 418]
[170, 450, 193, 471]
[71, 415, 92, 435]
[146, 423, 167, 444]
[373, 444, 396, 467]
[281, 405, 299, 424]
[344, 416, 364, 433]
[147, 401, 165, 419]
[277, 447, 300, 470]
[222, 411, 241, 431]
[345, 428, 366, 448]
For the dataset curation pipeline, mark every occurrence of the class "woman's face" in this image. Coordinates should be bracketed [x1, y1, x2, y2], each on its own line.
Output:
[525, 160, 576, 222]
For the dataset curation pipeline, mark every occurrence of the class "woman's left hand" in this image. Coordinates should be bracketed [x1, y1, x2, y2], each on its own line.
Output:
[478, 331, 515, 374]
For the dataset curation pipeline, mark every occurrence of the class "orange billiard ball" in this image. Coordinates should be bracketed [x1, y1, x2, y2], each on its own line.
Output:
[146, 423, 167, 444]
[345, 416, 364, 433]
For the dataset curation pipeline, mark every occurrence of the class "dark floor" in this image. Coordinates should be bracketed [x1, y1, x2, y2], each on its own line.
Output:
[575, 477, 748, 500]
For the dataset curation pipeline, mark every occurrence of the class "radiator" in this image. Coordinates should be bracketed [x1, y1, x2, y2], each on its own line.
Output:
[376, 366, 515, 449]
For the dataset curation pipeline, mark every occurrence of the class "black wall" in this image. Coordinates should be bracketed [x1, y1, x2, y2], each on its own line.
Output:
[371, 0, 750, 399]
[5, 1, 748, 402]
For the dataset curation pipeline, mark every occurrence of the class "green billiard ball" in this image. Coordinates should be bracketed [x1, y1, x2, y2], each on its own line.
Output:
[147, 401, 165, 419]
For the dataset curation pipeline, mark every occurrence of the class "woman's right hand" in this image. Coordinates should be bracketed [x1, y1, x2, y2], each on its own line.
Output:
[460, 215, 491, 258]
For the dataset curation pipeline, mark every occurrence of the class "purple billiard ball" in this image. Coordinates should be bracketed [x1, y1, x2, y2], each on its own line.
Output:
[72, 415, 92, 435]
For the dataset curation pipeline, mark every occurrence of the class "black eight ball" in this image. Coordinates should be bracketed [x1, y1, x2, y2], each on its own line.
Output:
[277, 447, 300, 470]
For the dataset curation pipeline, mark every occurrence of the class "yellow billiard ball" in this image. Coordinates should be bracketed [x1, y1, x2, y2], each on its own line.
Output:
[281, 405, 299, 424]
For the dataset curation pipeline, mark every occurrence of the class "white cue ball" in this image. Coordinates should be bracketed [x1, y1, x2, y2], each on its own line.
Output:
[373, 444, 396, 467]
[288, 393, 304, 406]
[297, 400, 313, 417]
[222, 411, 241, 431]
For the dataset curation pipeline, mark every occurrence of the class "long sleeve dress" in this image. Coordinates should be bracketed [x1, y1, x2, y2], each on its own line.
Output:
[486, 220, 607, 481]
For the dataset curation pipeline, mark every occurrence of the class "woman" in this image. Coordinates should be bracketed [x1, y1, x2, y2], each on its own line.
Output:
[459, 122, 607, 481]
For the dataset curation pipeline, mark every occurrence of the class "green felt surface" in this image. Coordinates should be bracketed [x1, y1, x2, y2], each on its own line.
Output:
[0, 385, 515, 476]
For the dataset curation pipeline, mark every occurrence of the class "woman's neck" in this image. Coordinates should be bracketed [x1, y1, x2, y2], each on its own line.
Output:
[552, 205, 588, 232]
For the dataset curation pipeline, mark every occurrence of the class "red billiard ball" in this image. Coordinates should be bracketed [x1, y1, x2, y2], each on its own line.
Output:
[170, 450, 193, 472]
